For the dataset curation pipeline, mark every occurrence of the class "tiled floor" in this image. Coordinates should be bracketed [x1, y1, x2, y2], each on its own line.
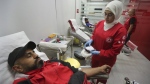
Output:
[107, 50, 150, 84]
[66, 45, 150, 84]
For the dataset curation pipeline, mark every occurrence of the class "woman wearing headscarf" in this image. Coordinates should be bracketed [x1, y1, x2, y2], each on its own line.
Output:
[84, 0, 127, 84]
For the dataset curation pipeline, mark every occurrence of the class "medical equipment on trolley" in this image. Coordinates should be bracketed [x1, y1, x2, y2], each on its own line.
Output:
[38, 34, 74, 60]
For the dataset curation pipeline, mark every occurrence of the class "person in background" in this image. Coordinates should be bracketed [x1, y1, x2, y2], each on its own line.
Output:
[85, 18, 94, 28]
[8, 41, 111, 84]
[84, 0, 127, 84]
[124, 9, 137, 47]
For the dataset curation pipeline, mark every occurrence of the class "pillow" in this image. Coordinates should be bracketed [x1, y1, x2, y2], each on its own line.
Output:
[0, 31, 49, 84]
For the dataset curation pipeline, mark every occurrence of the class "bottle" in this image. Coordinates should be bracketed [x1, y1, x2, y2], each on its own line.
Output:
[132, 80, 135, 84]
[124, 77, 130, 84]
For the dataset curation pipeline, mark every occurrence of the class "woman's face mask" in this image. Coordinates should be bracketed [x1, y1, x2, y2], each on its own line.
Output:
[104, 10, 115, 24]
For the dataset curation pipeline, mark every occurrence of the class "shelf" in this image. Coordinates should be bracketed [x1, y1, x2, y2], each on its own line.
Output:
[80, 2, 108, 23]
[81, 2, 108, 6]
[81, 13, 103, 16]
[80, 17, 104, 20]
[81, 9, 102, 12]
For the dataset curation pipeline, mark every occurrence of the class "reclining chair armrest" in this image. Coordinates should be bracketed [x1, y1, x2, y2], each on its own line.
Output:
[69, 28, 87, 43]
[79, 27, 85, 30]
[89, 73, 109, 80]
[80, 66, 109, 80]
[84, 31, 92, 37]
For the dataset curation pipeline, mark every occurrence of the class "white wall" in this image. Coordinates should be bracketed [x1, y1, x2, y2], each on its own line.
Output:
[0, 0, 76, 43]
[55, 0, 76, 35]
[75, 0, 82, 26]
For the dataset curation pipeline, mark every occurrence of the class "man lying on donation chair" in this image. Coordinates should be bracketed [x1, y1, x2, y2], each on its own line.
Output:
[8, 41, 111, 84]
[82, 17, 96, 33]
[84, 18, 94, 28]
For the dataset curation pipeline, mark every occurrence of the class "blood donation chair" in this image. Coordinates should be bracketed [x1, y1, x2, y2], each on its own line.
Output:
[82, 16, 94, 33]
[0, 31, 108, 84]
[68, 19, 91, 59]
[68, 19, 92, 44]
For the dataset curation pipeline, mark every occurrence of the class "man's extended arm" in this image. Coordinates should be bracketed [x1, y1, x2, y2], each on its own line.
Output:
[50, 59, 110, 77]
[80, 65, 111, 77]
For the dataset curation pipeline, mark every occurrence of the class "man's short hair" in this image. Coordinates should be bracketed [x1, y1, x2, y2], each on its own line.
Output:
[85, 18, 88, 21]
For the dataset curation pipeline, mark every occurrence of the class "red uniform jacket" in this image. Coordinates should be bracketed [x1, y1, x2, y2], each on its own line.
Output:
[91, 20, 127, 67]
[13, 60, 91, 84]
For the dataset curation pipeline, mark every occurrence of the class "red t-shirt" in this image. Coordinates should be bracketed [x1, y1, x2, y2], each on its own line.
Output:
[13, 61, 73, 84]
[124, 16, 137, 33]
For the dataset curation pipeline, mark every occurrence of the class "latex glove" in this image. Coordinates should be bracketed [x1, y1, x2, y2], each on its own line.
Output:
[91, 50, 100, 55]
[84, 39, 93, 48]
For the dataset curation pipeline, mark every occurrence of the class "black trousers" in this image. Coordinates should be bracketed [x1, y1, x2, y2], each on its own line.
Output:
[125, 32, 132, 46]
